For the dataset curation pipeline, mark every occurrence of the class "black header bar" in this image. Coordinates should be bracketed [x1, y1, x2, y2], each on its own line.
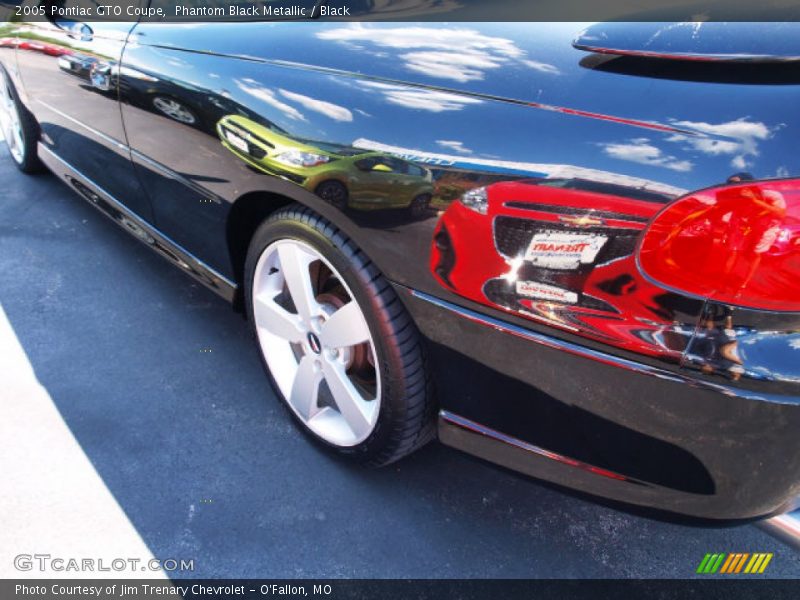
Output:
[2, 0, 800, 23]
[4, 579, 800, 600]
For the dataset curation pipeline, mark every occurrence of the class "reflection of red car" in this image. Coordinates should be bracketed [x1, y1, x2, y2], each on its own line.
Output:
[18, 40, 69, 57]
[0, 38, 21, 49]
[431, 179, 697, 359]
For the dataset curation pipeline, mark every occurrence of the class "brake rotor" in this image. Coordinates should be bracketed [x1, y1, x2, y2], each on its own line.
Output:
[316, 291, 372, 373]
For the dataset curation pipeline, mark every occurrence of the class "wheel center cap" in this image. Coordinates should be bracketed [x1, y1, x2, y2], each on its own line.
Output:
[307, 332, 322, 355]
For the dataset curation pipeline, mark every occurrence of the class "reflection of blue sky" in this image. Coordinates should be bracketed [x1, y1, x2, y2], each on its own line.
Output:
[123, 23, 797, 191]
[233, 79, 354, 123]
[600, 118, 780, 173]
[739, 333, 800, 383]
[666, 118, 780, 170]
[316, 24, 560, 83]
[234, 78, 306, 121]
[601, 138, 693, 172]
[357, 81, 482, 112]
[436, 140, 473, 155]
[278, 89, 353, 122]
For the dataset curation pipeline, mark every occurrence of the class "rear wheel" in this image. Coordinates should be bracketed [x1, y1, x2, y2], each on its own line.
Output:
[315, 180, 348, 210]
[151, 96, 198, 125]
[0, 68, 43, 173]
[244, 205, 435, 465]
[409, 194, 432, 218]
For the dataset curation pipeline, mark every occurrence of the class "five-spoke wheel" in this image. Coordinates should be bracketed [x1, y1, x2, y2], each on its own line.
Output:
[0, 68, 42, 173]
[152, 96, 198, 125]
[0, 74, 24, 165]
[252, 238, 380, 446]
[245, 205, 434, 465]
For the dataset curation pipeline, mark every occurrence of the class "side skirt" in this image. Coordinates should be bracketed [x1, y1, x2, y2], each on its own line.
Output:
[38, 143, 237, 303]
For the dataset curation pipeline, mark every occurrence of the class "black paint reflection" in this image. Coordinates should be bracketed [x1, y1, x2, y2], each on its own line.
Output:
[430, 177, 703, 359]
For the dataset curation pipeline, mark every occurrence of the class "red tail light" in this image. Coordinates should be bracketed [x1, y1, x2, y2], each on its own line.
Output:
[638, 179, 800, 311]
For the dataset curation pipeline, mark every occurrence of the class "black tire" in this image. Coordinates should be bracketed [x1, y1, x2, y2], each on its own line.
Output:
[315, 180, 349, 210]
[409, 193, 432, 218]
[0, 68, 43, 174]
[244, 204, 435, 466]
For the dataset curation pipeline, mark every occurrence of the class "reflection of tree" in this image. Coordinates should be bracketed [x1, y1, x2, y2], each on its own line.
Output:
[15, 28, 115, 62]
[432, 170, 519, 209]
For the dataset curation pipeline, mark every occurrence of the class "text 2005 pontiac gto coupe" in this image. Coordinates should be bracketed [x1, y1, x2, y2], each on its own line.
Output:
[2, 16, 800, 521]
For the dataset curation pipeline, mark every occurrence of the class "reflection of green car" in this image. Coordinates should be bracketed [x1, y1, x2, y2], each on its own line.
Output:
[217, 115, 433, 215]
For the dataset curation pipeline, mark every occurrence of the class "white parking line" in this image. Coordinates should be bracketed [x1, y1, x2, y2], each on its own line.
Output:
[0, 303, 166, 579]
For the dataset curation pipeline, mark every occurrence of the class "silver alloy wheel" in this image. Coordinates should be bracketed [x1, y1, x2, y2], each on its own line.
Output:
[253, 238, 381, 446]
[152, 96, 196, 124]
[0, 71, 25, 164]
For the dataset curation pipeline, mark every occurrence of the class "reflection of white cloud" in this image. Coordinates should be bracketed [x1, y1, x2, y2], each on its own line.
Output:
[436, 140, 472, 154]
[602, 138, 693, 172]
[359, 81, 482, 112]
[401, 51, 505, 83]
[278, 89, 352, 122]
[774, 166, 790, 179]
[317, 24, 558, 83]
[667, 118, 777, 170]
[318, 24, 522, 56]
[235, 79, 306, 121]
[520, 59, 561, 75]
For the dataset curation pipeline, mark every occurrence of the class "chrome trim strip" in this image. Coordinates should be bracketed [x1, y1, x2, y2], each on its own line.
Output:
[409, 288, 795, 404]
[38, 144, 237, 300]
[439, 410, 642, 484]
[37, 100, 128, 151]
[144, 48, 698, 137]
[38, 99, 222, 205]
[129, 148, 223, 205]
[574, 44, 800, 64]
[759, 510, 800, 550]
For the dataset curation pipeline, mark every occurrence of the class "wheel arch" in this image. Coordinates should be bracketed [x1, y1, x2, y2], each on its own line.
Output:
[226, 190, 296, 310]
[225, 182, 410, 314]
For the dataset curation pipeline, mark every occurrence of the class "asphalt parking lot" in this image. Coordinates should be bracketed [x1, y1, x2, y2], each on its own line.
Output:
[1, 142, 800, 579]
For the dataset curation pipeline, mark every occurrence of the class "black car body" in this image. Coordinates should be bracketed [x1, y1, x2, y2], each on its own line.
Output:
[2, 17, 800, 520]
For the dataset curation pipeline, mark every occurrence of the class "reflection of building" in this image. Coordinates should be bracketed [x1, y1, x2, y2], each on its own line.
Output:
[218, 116, 433, 214]
[352, 137, 689, 198]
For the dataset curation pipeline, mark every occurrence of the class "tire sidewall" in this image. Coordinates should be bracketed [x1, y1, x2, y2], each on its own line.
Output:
[244, 213, 405, 462]
[410, 194, 431, 218]
[1, 66, 41, 173]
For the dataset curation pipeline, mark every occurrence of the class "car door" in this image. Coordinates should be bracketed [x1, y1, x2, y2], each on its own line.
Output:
[14, 2, 152, 221]
[380, 156, 415, 207]
[405, 163, 431, 203]
[345, 155, 397, 207]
